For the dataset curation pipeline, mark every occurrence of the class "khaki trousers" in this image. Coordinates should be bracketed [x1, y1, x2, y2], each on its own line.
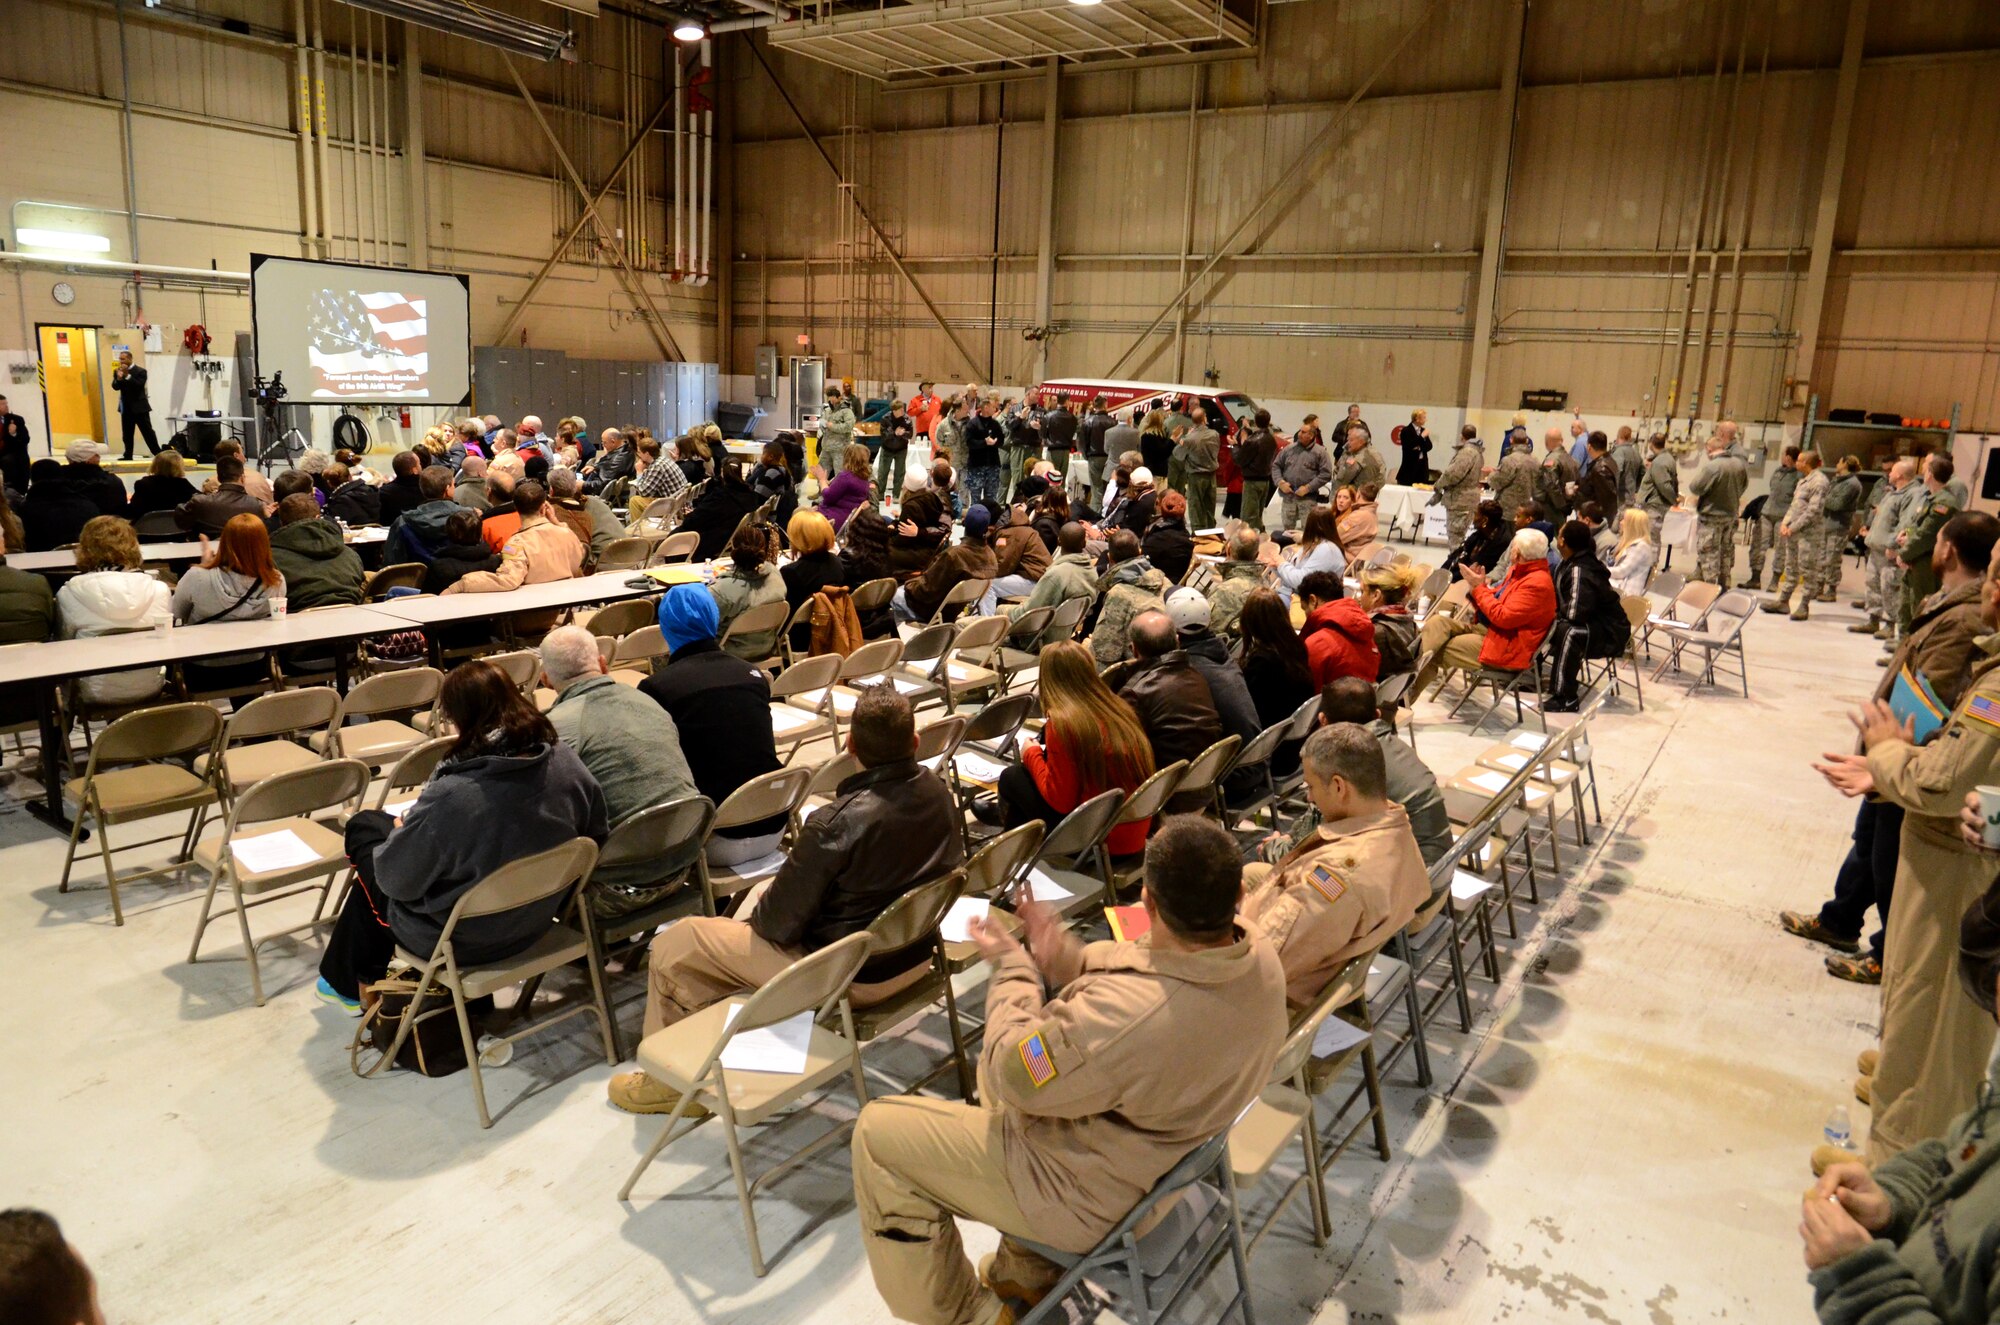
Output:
[1413, 615, 1488, 695]
[1868, 818, 2000, 1161]
[853, 1095, 1068, 1325]
[644, 915, 931, 1038]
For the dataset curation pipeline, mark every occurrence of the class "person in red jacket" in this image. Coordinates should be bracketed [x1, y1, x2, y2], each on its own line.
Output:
[1414, 527, 1558, 694]
[979, 640, 1157, 857]
[1296, 570, 1382, 687]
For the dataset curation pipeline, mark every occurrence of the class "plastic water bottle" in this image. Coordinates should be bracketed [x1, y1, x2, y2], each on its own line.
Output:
[1824, 1104, 1855, 1151]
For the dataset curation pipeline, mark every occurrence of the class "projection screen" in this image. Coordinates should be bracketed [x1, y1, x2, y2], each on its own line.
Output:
[250, 254, 471, 406]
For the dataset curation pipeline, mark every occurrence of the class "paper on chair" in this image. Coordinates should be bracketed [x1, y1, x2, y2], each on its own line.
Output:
[941, 897, 990, 943]
[1311, 1014, 1370, 1058]
[719, 1003, 813, 1075]
[1485, 750, 1530, 772]
[382, 797, 418, 817]
[1463, 768, 1511, 795]
[1024, 867, 1075, 904]
[953, 752, 1010, 785]
[722, 850, 788, 881]
[1450, 869, 1495, 901]
[1509, 730, 1548, 751]
[230, 828, 322, 874]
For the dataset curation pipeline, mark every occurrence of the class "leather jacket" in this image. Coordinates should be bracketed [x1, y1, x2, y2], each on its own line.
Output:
[747, 758, 966, 981]
[1115, 652, 1223, 773]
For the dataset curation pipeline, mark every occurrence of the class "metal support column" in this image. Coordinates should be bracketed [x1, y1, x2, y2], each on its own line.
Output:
[401, 21, 429, 268]
[1464, 0, 1527, 413]
[1032, 57, 1060, 383]
[1789, 0, 1870, 413]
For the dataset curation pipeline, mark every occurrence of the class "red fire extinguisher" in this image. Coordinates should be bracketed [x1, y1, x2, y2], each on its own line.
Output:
[399, 407, 411, 429]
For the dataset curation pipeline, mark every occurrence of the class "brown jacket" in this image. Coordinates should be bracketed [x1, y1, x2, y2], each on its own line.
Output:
[901, 538, 998, 622]
[993, 512, 1052, 582]
[1876, 577, 1987, 713]
[1242, 802, 1431, 1009]
[979, 925, 1287, 1250]
[809, 585, 863, 657]
[444, 517, 583, 594]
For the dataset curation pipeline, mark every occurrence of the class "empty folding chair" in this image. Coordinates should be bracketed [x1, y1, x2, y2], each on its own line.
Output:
[616, 930, 875, 1277]
[310, 667, 444, 768]
[924, 577, 991, 627]
[1641, 578, 1718, 660]
[1358, 942, 1432, 1089]
[887, 623, 956, 711]
[582, 599, 656, 639]
[993, 607, 1054, 691]
[1177, 736, 1241, 822]
[1022, 787, 1127, 920]
[196, 686, 340, 809]
[59, 702, 225, 926]
[777, 595, 817, 668]
[937, 614, 1008, 710]
[1441, 781, 1542, 939]
[187, 758, 372, 1005]
[1216, 720, 1293, 828]
[1653, 589, 1753, 695]
[483, 648, 542, 693]
[648, 529, 701, 565]
[362, 563, 426, 600]
[607, 625, 668, 686]
[1092, 762, 1186, 907]
[915, 713, 969, 781]
[849, 869, 976, 1098]
[767, 653, 842, 761]
[596, 536, 655, 572]
[815, 637, 907, 729]
[694, 766, 814, 913]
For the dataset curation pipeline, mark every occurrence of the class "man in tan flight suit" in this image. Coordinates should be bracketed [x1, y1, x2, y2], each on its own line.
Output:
[1815, 551, 2000, 1162]
[1242, 722, 1433, 1011]
[851, 816, 1287, 1325]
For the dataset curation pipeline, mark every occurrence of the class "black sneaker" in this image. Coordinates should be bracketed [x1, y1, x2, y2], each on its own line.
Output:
[1543, 696, 1580, 713]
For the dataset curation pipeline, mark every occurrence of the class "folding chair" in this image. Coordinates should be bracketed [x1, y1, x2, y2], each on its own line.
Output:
[777, 595, 817, 668]
[1094, 761, 1188, 907]
[648, 529, 701, 565]
[59, 702, 225, 925]
[811, 637, 906, 735]
[916, 713, 969, 781]
[802, 752, 863, 816]
[578, 794, 716, 1058]
[1375, 671, 1417, 748]
[596, 536, 655, 572]
[887, 623, 955, 711]
[616, 930, 875, 1277]
[371, 736, 453, 813]
[937, 614, 1009, 710]
[768, 653, 842, 761]
[1217, 720, 1293, 828]
[1417, 578, 1469, 626]
[1012, 1131, 1255, 1325]
[1024, 787, 1129, 919]
[1641, 578, 1718, 659]
[1178, 735, 1241, 821]
[582, 598, 656, 639]
[132, 509, 181, 541]
[695, 766, 814, 913]
[309, 667, 444, 767]
[607, 625, 668, 686]
[1447, 640, 1548, 735]
[187, 758, 372, 1005]
[195, 686, 340, 808]
[924, 577, 990, 626]
[849, 576, 898, 633]
[362, 563, 426, 599]
[1442, 778, 1542, 939]
[1412, 565, 1451, 618]
[483, 648, 542, 693]
[1360, 941, 1433, 1089]
[354, 838, 615, 1128]
[632, 497, 681, 538]
[1653, 589, 1753, 695]
[850, 869, 976, 1098]
[718, 598, 792, 672]
[1581, 597, 1650, 710]
[993, 607, 1055, 690]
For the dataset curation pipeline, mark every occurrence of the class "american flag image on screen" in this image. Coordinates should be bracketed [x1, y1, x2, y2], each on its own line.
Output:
[306, 289, 430, 398]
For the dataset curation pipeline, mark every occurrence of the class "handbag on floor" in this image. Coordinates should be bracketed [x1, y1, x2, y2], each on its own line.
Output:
[350, 975, 467, 1078]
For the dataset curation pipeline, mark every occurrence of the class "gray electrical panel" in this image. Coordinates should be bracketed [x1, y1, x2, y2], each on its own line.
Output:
[754, 345, 778, 398]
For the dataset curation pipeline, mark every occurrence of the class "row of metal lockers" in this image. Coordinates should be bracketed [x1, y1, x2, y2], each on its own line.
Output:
[471, 349, 719, 441]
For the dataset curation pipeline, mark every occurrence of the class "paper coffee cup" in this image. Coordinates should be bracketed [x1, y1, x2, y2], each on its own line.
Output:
[1979, 786, 2000, 848]
[269, 596, 288, 618]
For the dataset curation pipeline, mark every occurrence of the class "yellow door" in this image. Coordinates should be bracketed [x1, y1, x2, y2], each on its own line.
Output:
[38, 325, 104, 446]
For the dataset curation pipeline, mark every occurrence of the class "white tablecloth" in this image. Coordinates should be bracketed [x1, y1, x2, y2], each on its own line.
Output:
[1375, 484, 1431, 535]
[1661, 508, 1699, 560]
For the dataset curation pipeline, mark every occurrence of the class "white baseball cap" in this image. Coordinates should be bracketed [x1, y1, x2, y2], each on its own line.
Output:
[1163, 587, 1211, 634]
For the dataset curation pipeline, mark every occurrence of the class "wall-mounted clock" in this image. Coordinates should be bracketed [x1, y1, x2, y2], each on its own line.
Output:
[51, 281, 76, 307]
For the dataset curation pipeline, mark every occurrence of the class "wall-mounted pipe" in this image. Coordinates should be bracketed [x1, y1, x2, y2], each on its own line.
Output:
[673, 46, 685, 278]
[698, 37, 713, 284]
[1688, 11, 1750, 423]
[113, 0, 145, 319]
[311, 0, 333, 261]
[1717, 17, 1773, 420]
[292, 0, 322, 258]
[710, 15, 778, 33]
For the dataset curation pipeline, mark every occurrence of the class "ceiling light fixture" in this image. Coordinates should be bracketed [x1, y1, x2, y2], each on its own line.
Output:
[1068, 0, 1102, 7]
[16, 228, 112, 254]
[672, 16, 707, 42]
[337, 0, 575, 62]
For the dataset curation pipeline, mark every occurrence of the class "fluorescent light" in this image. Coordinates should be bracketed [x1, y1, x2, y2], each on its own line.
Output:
[672, 17, 705, 41]
[1068, 0, 1102, 6]
[17, 228, 111, 254]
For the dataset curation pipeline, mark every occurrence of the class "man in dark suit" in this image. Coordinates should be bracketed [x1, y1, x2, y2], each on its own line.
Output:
[0, 395, 31, 494]
[109, 350, 159, 460]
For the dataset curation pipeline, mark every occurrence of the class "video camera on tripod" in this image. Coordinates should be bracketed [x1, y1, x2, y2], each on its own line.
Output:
[250, 372, 305, 466]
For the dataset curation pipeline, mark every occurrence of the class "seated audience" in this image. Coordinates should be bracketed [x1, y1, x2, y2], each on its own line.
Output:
[442, 481, 583, 594]
[174, 453, 263, 536]
[452, 454, 490, 511]
[539, 626, 698, 919]
[749, 440, 798, 532]
[547, 466, 620, 562]
[1116, 610, 1224, 811]
[580, 427, 634, 493]
[609, 688, 963, 1114]
[983, 501, 1052, 615]
[477, 469, 521, 550]
[1546, 520, 1631, 712]
[207, 439, 274, 507]
[982, 640, 1156, 855]
[56, 516, 171, 706]
[127, 449, 195, 521]
[679, 460, 763, 562]
[23, 459, 99, 552]
[171, 514, 285, 695]
[895, 504, 997, 623]
[381, 466, 459, 564]
[61, 442, 127, 520]
[780, 510, 847, 654]
[375, 450, 425, 527]
[321, 462, 382, 525]
[1275, 506, 1349, 604]
[0, 1207, 106, 1325]
[316, 660, 607, 1011]
[711, 524, 788, 660]
[1106, 465, 1157, 536]
[1241, 722, 1431, 1010]
[1263, 677, 1453, 868]
[627, 434, 690, 518]
[1082, 529, 1168, 667]
[1006, 521, 1097, 648]
[889, 469, 950, 575]
[818, 443, 874, 532]
[1163, 587, 1262, 744]
[1206, 528, 1268, 637]
[1298, 570, 1382, 687]
[1607, 507, 1656, 596]
[1338, 482, 1385, 562]
[1414, 528, 1558, 695]
[1359, 561, 1424, 682]
[1441, 498, 1511, 578]
[638, 586, 785, 865]
[423, 508, 502, 595]
[0, 550, 50, 644]
[840, 504, 898, 639]
[1236, 587, 1317, 729]
[268, 494, 363, 610]
[852, 814, 1285, 1325]
[1141, 489, 1195, 585]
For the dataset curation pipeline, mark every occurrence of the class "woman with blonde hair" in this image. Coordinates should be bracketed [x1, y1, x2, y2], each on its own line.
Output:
[982, 641, 1156, 855]
[57, 515, 173, 705]
[128, 449, 195, 522]
[1137, 408, 1173, 478]
[1607, 506, 1656, 596]
[1358, 560, 1425, 681]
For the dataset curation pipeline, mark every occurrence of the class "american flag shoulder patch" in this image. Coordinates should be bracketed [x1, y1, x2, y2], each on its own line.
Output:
[1966, 693, 2000, 733]
[1018, 1032, 1058, 1088]
[1306, 864, 1348, 905]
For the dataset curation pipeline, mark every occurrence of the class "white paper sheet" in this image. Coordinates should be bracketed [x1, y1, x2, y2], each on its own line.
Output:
[1450, 869, 1495, 901]
[954, 752, 1011, 785]
[941, 897, 990, 943]
[1311, 1013, 1371, 1059]
[770, 706, 819, 734]
[720, 849, 788, 881]
[719, 1003, 813, 1075]
[1509, 730, 1548, 751]
[1462, 768, 1511, 795]
[891, 676, 932, 696]
[1484, 749, 1530, 772]
[229, 828, 322, 874]
[1025, 867, 1075, 904]
[382, 798, 417, 817]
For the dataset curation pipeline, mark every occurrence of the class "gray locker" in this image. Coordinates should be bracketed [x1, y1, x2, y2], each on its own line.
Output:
[527, 351, 565, 427]
[581, 360, 612, 433]
[561, 359, 584, 427]
[647, 363, 673, 437]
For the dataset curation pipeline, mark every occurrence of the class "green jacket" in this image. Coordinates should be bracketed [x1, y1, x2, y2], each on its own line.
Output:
[710, 562, 788, 660]
[0, 563, 53, 644]
[269, 518, 364, 611]
[1824, 473, 1865, 529]
[1084, 559, 1167, 667]
[1765, 464, 1802, 520]
[1206, 560, 1266, 638]
[547, 674, 698, 897]
[1006, 551, 1097, 646]
[1688, 450, 1749, 521]
[1810, 1057, 2000, 1325]
[1638, 452, 1679, 511]
[1902, 484, 1965, 570]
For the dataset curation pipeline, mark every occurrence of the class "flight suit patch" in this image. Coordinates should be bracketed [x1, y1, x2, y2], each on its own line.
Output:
[1966, 694, 2000, 736]
[1019, 1032, 1059, 1088]
[1306, 865, 1348, 906]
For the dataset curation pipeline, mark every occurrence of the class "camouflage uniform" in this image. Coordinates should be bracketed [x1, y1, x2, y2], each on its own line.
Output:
[1688, 445, 1749, 585]
[1861, 478, 1917, 635]
[1820, 471, 1865, 599]
[1766, 467, 1830, 618]
[1205, 560, 1267, 639]
[1082, 559, 1169, 667]
[1332, 442, 1387, 494]
[1490, 443, 1540, 526]
[1899, 484, 1965, 638]
[1747, 461, 1800, 589]
[1430, 436, 1485, 542]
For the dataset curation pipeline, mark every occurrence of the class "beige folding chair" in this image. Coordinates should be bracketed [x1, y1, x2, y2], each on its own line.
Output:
[850, 870, 976, 1098]
[925, 577, 991, 626]
[934, 614, 1008, 710]
[648, 529, 701, 565]
[1026, 787, 1129, 919]
[802, 638, 904, 743]
[187, 758, 372, 1005]
[695, 766, 814, 912]
[483, 648, 542, 693]
[608, 625, 669, 686]
[354, 838, 615, 1129]
[767, 653, 842, 762]
[633, 496, 681, 537]
[778, 595, 818, 668]
[1233, 970, 1348, 1252]
[1094, 760, 1187, 907]
[1178, 735, 1242, 821]
[915, 713, 969, 781]
[597, 536, 655, 572]
[802, 751, 863, 816]
[309, 667, 444, 767]
[363, 562, 427, 599]
[582, 599, 656, 639]
[59, 702, 225, 926]
[195, 686, 340, 808]
[849, 576, 897, 627]
[374, 736, 453, 812]
[616, 930, 875, 1278]
[887, 623, 955, 710]
[993, 607, 1054, 689]
[719, 598, 791, 670]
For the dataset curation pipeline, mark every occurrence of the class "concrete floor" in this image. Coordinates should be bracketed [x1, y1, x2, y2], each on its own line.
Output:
[1, 541, 1880, 1325]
